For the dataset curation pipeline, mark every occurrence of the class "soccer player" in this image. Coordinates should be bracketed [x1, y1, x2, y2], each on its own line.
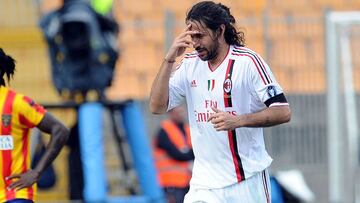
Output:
[149, 1, 291, 202]
[0, 48, 69, 203]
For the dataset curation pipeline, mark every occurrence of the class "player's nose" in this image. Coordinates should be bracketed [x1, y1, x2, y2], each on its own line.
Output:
[193, 41, 200, 50]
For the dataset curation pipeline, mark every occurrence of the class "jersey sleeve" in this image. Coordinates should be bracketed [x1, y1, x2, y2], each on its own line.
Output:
[167, 61, 187, 111]
[15, 95, 46, 128]
[247, 55, 288, 107]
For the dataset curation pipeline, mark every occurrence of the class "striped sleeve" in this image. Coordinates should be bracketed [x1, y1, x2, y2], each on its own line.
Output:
[14, 95, 46, 128]
[167, 53, 197, 111]
[241, 49, 285, 105]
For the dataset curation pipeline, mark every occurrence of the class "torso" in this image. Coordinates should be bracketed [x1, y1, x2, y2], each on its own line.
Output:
[168, 45, 280, 189]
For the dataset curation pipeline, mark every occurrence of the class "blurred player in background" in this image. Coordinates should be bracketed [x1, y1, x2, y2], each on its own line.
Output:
[149, 1, 291, 202]
[153, 106, 194, 203]
[0, 48, 69, 203]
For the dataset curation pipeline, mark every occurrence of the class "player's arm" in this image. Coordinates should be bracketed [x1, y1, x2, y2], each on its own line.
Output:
[209, 54, 291, 130]
[149, 57, 175, 114]
[209, 103, 290, 131]
[234, 93, 291, 128]
[32, 113, 69, 177]
[7, 113, 69, 190]
[149, 24, 197, 114]
[225, 53, 291, 129]
[235, 101, 291, 128]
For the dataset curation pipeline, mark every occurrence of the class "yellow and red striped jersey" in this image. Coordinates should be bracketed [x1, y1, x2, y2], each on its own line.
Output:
[0, 87, 46, 202]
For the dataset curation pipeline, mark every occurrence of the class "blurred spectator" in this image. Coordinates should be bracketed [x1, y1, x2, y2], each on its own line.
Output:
[153, 106, 194, 203]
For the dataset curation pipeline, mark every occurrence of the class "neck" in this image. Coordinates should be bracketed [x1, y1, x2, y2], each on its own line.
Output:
[208, 43, 230, 71]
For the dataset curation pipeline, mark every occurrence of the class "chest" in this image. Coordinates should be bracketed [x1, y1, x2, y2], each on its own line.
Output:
[187, 61, 249, 103]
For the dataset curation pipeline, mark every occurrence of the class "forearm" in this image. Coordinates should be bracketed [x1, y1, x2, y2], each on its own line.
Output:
[149, 59, 175, 114]
[150, 24, 196, 113]
[33, 125, 69, 174]
[237, 105, 291, 128]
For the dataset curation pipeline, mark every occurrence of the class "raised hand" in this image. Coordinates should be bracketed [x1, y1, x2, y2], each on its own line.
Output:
[165, 24, 199, 62]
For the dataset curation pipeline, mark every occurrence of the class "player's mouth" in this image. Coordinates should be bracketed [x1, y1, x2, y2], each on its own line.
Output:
[196, 49, 207, 58]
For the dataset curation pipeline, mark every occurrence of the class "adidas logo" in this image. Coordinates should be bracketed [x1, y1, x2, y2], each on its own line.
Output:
[190, 80, 197, 87]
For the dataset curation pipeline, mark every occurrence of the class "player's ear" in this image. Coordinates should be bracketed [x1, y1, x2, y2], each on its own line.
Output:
[218, 24, 225, 37]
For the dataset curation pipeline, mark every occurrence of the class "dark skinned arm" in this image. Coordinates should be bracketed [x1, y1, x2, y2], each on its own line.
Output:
[7, 112, 69, 191]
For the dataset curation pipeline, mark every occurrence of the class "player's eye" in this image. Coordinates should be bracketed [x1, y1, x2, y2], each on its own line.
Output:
[191, 33, 202, 39]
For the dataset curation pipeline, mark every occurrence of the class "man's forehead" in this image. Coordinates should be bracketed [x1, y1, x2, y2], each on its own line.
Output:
[187, 20, 207, 32]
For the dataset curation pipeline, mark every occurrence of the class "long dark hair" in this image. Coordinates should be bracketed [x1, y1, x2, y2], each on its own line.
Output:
[0, 48, 16, 87]
[186, 1, 245, 47]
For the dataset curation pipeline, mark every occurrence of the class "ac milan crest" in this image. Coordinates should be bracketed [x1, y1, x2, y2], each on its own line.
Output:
[223, 78, 232, 93]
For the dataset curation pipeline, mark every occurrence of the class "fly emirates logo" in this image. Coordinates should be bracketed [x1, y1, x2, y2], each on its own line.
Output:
[194, 100, 237, 122]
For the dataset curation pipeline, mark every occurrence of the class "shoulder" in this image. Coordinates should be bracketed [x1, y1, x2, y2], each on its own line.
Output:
[0, 88, 18, 109]
[231, 45, 258, 55]
[0, 89, 31, 112]
[161, 119, 173, 128]
[2, 88, 30, 101]
[173, 51, 199, 72]
[0, 87, 16, 96]
[230, 46, 263, 61]
[14, 93, 46, 114]
[179, 51, 199, 64]
[230, 46, 268, 70]
[1, 88, 21, 104]
[11, 91, 33, 106]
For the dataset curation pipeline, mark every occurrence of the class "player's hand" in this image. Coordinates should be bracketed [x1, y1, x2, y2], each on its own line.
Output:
[165, 24, 199, 62]
[208, 107, 239, 131]
[6, 169, 40, 191]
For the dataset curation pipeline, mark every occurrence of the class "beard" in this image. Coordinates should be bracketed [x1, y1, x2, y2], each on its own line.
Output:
[196, 39, 219, 61]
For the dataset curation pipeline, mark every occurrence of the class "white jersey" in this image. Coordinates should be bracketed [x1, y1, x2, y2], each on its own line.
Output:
[168, 45, 287, 189]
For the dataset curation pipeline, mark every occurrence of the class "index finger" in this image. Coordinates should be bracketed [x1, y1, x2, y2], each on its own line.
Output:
[211, 106, 221, 113]
[178, 30, 200, 39]
[208, 112, 218, 122]
[9, 181, 28, 191]
[6, 174, 20, 180]
[185, 23, 192, 31]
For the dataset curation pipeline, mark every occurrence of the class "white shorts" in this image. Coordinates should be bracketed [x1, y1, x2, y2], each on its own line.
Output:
[184, 170, 271, 203]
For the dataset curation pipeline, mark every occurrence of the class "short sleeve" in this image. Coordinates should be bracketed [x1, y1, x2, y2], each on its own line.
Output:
[15, 95, 46, 128]
[247, 55, 286, 105]
[168, 62, 187, 111]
